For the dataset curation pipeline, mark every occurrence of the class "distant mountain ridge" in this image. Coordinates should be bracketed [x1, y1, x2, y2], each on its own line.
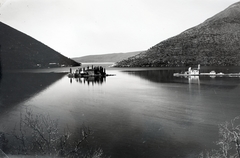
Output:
[72, 51, 144, 63]
[115, 2, 240, 67]
[0, 22, 80, 70]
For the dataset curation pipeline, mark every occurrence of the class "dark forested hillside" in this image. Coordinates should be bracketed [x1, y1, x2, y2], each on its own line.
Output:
[115, 2, 240, 67]
[0, 22, 80, 70]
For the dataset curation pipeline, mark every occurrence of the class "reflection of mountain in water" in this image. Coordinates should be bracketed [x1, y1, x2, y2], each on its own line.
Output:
[0, 45, 2, 78]
[125, 70, 240, 89]
[0, 73, 65, 113]
[196, 77, 240, 89]
[70, 76, 106, 85]
[0, 68, 2, 82]
[125, 70, 177, 83]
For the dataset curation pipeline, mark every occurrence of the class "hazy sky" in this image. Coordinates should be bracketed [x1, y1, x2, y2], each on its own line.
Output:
[0, 0, 239, 58]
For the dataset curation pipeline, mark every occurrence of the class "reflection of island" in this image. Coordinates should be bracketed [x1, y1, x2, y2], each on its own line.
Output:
[70, 76, 106, 85]
[0, 73, 65, 115]
[125, 70, 239, 90]
[187, 76, 200, 84]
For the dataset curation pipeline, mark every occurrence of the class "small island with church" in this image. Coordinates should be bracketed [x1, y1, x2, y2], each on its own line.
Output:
[173, 64, 240, 77]
[68, 65, 115, 78]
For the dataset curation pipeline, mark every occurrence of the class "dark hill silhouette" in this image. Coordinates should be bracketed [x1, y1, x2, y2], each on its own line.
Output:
[72, 51, 144, 63]
[0, 22, 80, 71]
[115, 2, 240, 67]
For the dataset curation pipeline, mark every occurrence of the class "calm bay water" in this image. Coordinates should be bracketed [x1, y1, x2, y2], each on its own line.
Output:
[1, 65, 240, 157]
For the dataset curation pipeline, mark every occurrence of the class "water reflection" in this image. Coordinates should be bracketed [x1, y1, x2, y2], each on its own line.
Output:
[125, 70, 177, 83]
[69, 76, 106, 85]
[0, 69, 1, 83]
[0, 73, 65, 114]
[125, 69, 240, 89]
[1, 68, 240, 157]
[187, 76, 200, 84]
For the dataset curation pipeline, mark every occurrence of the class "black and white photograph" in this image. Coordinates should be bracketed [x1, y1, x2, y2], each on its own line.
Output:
[1, 0, 240, 157]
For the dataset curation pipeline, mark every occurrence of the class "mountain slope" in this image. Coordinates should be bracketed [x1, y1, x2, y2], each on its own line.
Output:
[115, 2, 240, 67]
[72, 51, 144, 63]
[0, 22, 80, 70]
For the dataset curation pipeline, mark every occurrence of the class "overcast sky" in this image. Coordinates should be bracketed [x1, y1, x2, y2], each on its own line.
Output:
[0, 0, 239, 58]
